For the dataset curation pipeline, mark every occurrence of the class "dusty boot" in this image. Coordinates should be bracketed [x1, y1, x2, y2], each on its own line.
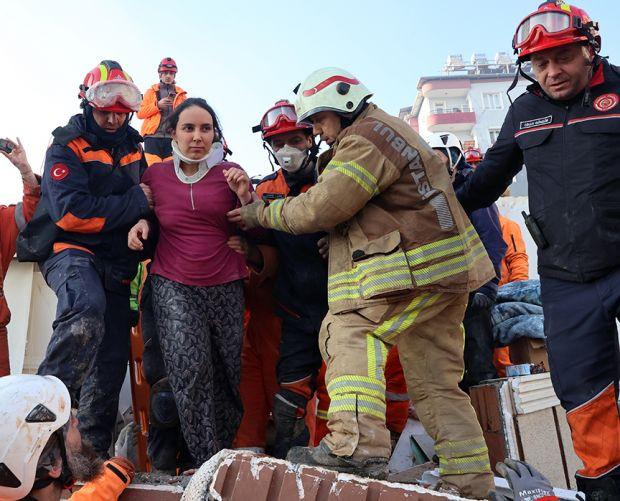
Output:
[287, 441, 389, 480]
[576, 476, 620, 501]
[271, 393, 307, 459]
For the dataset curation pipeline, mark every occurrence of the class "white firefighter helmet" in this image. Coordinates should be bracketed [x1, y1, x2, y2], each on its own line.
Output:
[295, 67, 372, 123]
[425, 132, 464, 173]
[0, 375, 71, 499]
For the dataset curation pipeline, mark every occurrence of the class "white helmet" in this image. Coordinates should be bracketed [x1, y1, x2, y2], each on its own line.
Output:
[295, 67, 372, 123]
[0, 375, 71, 499]
[425, 132, 464, 173]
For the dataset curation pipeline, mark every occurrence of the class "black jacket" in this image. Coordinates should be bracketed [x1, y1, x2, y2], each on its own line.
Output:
[454, 161, 507, 299]
[255, 169, 328, 326]
[458, 58, 620, 282]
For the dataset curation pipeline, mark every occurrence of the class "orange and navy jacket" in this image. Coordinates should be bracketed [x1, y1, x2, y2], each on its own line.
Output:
[499, 215, 529, 286]
[0, 181, 40, 376]
[137, 83, 187, 137]
[255, 168, 327, 324]
[41, 114, 149, 271]
[68, 459, 132, 500]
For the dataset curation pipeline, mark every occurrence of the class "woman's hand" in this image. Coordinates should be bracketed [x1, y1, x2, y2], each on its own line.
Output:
[223, 167, 253, 205]
[1, 137, 37, 187]
[128, 219, 150, 251]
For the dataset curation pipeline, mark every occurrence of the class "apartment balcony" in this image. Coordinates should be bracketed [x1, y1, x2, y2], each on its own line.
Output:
[427, 110, 476, 132]
[421, 79, 471, 98]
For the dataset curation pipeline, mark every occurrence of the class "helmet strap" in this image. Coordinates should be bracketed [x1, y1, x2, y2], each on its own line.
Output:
[506, 60, 538, 105]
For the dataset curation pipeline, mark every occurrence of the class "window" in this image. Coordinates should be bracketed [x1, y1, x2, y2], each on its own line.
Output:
[432, 101, 446, 114]
[489, 128, 501, 143]
[483, 92, 503, 110]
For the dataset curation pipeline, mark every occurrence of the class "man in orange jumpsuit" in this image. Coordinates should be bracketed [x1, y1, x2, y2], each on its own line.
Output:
[0, 137, 40, 375]
[0, 374, 134, 500]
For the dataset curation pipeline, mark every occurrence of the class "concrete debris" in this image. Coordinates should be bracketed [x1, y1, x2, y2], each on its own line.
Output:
[182, 450, 477, 500]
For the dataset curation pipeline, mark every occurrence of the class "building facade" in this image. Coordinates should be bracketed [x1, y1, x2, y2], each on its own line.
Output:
[401, 52, 531, 195]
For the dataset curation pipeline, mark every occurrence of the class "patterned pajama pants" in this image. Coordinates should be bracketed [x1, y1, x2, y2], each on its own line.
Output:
[151, 275, 244, 465]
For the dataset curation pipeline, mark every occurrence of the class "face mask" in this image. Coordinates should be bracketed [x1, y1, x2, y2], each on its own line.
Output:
[274, 144, 308, 173]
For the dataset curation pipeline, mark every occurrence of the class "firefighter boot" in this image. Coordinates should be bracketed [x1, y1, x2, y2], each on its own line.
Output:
[271, 392, 308, 459]
[287, 441, 389, 480]
[576, 476, 620, 501]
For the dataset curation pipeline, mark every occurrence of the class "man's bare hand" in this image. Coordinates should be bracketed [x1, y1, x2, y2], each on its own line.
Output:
[128, 219, 150, 251]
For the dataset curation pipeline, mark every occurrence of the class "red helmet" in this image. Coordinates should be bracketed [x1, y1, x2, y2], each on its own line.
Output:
[513, 1, 600, 61]
[78, 60, 141, 113]
[253, 100, 312, 141]
[464, 148, 483, 165]
[158, 57, 178, 74]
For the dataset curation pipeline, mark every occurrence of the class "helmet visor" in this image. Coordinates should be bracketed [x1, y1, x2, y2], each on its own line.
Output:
[261, 105, 298, 130]
[515, 11, 571, 47]
[85, 80, 142, 112]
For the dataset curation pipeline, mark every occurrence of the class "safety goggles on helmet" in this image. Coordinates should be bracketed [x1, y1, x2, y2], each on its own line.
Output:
[514, 11, 572, 48]
[261, 105, 298, 131]
[84, 80, 141, 112]
[159, 63, 177, 71]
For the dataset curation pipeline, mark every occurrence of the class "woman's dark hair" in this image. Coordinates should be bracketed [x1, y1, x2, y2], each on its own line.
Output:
[165, 97, 223, 141]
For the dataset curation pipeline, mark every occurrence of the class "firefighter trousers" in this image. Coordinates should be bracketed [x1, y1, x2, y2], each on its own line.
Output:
[319, 291, 493, 500]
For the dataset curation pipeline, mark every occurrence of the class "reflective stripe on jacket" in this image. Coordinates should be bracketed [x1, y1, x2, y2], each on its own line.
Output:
[252, 104, 495, 313]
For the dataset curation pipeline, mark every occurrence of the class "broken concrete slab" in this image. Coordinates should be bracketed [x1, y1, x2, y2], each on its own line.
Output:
[182, 450, 477, 500]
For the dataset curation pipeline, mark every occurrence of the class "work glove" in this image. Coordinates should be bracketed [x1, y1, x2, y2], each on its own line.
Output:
[471, 292, 494, 309]
[489, 459, 558, 501]
[107, 456, 136, 483]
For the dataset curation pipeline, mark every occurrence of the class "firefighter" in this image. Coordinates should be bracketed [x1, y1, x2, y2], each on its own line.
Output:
[234, 100, 326, 458]
[427, 132, 507, 390]
[457, 2, 620, 497]
[34, 60, 152, 457]
[0, 375, 135, 500]
[137, 57, 187, 166]
[229, 68, 495, 499]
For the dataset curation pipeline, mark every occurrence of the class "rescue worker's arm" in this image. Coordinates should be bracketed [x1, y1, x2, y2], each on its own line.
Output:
[42, 145, 150, 234]
[457, 108, 524, 213]
[239, 135, 400, 233]
[0, 138, 41, 274]
[69, 458, 135, 500]
[471, 204, 508, 300]
[504, 220, 529, 282]
[136, 87, 159, 120]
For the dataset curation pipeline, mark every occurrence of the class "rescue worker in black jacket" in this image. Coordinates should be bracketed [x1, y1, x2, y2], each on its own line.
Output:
[35, 60, 153, 457]
[250, 101, 327, 458]
[428, 132, 506, 390]
[457, 2, 620, 498]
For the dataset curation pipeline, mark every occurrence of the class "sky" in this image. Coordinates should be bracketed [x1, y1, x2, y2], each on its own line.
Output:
[1, 0, 619, 204]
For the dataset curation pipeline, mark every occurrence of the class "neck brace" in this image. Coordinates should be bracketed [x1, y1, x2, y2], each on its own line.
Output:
[171, 141, 225, 184]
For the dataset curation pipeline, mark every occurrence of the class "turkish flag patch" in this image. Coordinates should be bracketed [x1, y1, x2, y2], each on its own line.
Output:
[51, 163, 69, 181]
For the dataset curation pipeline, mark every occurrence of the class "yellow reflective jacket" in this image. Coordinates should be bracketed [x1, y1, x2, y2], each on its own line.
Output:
[252, 104, 494, 314]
